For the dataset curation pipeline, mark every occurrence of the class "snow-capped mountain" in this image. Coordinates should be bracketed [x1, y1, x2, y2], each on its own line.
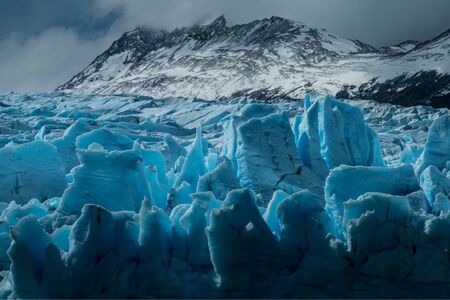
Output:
[58, 16, 450, 107]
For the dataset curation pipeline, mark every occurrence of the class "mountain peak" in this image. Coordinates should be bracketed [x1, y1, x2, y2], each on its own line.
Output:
[208, 15, 227, 28]
[439, 28, 450, 37]
[267, 15, 294, 24]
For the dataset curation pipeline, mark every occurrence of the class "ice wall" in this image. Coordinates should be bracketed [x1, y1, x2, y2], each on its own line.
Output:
[325, 164, 421, 233]
[416, 115, 450, 175]
[235, 112, 323, 202]
[296, 94, 384, 173]
[58, 144, 150, 214]
[0, 141, 66, 205]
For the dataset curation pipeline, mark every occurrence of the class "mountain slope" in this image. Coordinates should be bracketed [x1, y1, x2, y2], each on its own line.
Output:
[58, 16, 450, 107]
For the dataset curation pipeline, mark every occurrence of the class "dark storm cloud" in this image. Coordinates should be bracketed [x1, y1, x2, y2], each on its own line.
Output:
[0, 0, 121, 39]
[0, 0, 124, 92]
[107, 0, 450, 47]
[1, 0, 449, 92]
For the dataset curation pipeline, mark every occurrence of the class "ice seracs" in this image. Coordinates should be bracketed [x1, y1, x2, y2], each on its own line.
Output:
[174, 127, 207, 194]
[51, 119, 90, 173]
[297, 94, 384, 174]
[236, 112, 323, 202]
[59, 144, 150, 214]
[420, 165, 450, 213]
[206, 189, 278, 294]
[416, 115, 450, 175]
[0, 141, 66, 205]
[76, 128, 133, 151]
[325, 164, 421, 233]
[0, 92, 450, 298]
[197, 156, 240, 200]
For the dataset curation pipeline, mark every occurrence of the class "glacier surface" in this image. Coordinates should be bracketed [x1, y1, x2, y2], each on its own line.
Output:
[0, 92, 448, 298]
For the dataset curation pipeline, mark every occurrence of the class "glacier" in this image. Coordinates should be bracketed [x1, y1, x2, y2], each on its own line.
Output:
[0, 92, 449, 298]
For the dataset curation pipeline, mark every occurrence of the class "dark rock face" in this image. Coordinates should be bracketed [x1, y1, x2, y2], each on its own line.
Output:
[337, 71, 450, 108]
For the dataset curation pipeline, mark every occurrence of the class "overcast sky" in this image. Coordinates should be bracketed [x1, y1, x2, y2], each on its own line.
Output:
[1, 0, 449, 93]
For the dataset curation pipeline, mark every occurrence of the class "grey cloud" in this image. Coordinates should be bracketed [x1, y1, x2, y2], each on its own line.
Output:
[106, 0, 450, 46]
[0, 28, 115, 92]
[0, 0, 121, 40]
